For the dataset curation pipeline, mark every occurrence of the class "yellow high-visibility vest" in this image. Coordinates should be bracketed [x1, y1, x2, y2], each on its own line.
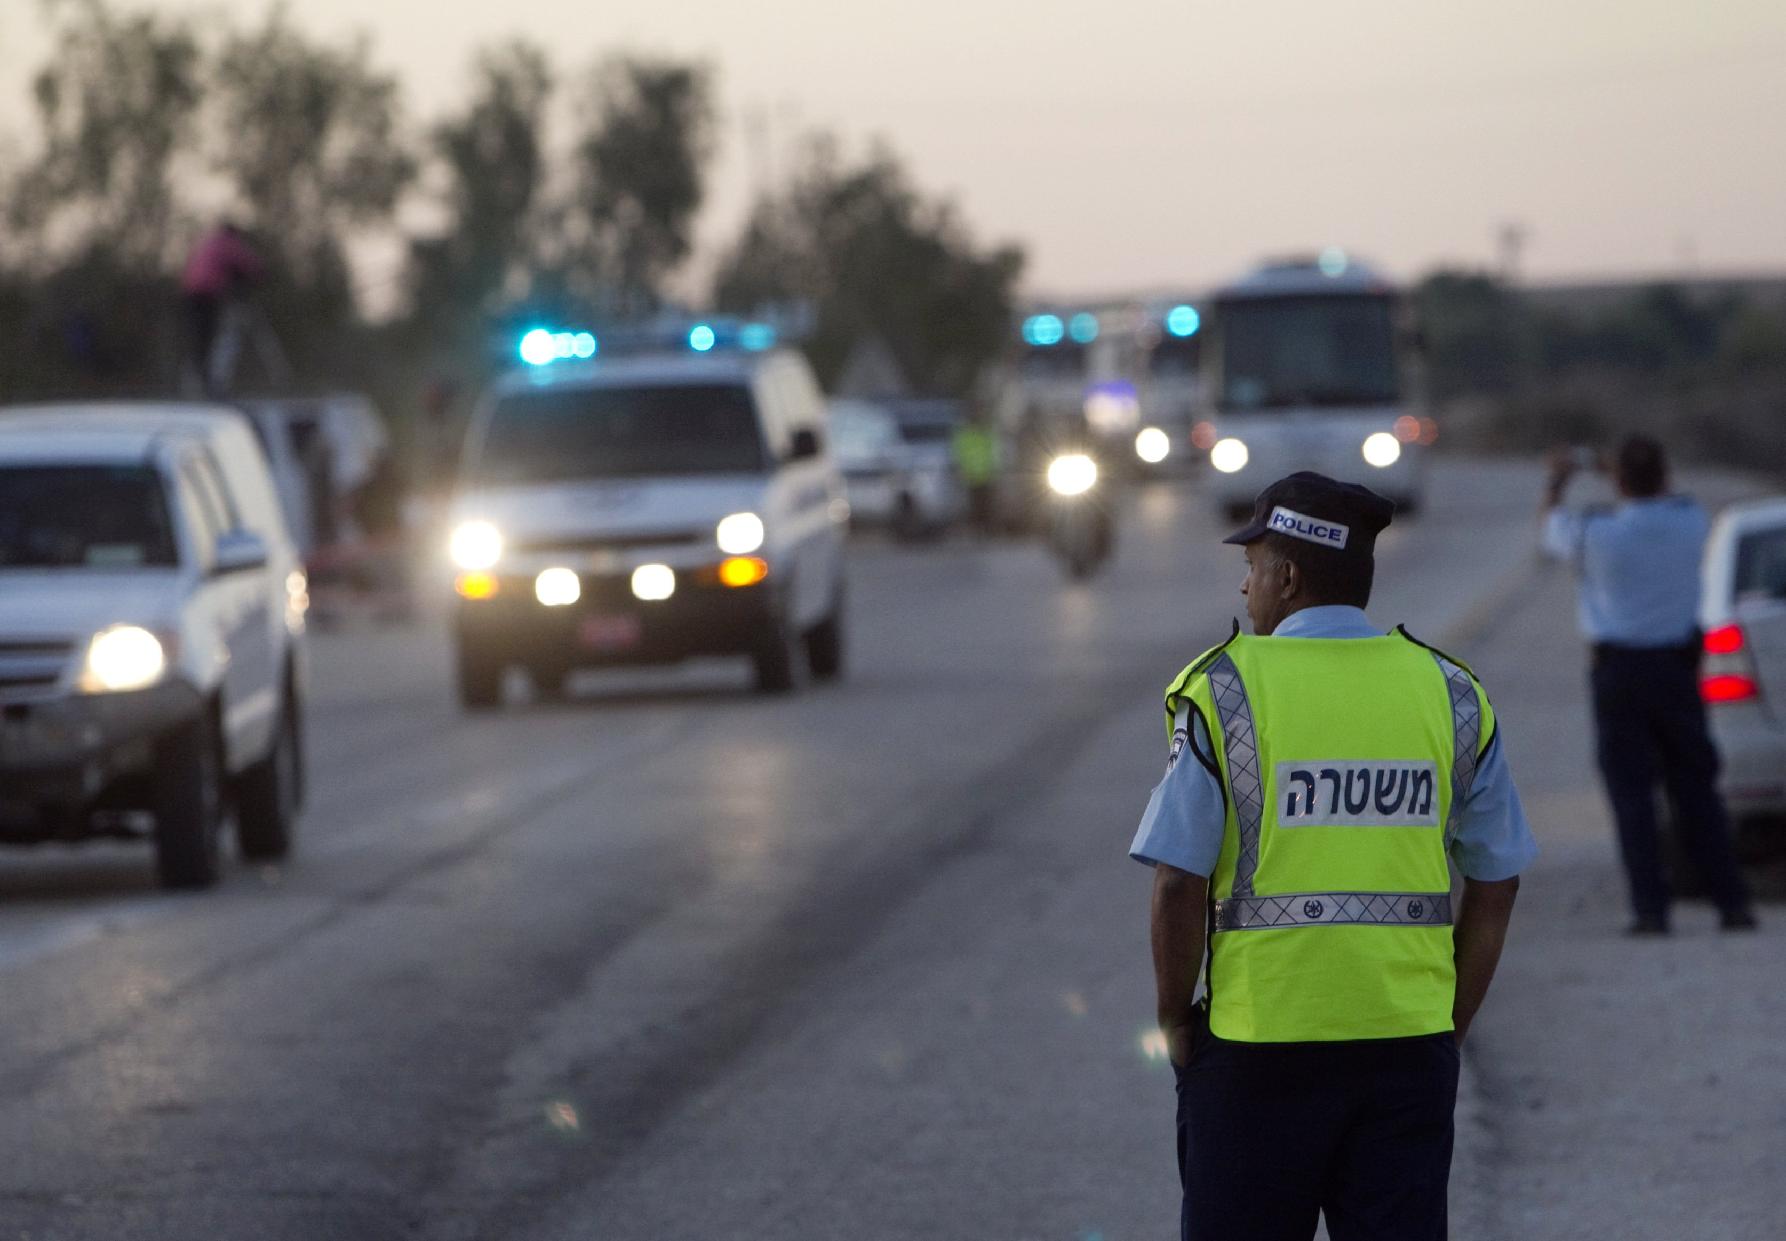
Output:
[1163, 628, 1496, 1043]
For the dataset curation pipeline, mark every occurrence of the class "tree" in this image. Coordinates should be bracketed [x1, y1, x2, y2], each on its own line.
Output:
[406, 41, 553, 333]
[714, 138, 1024, 396]
[569, 57, 714, 315]
[7, 0, 203, 271]
[1413, 270, 1532, 399]
[210, 6, 414, 305]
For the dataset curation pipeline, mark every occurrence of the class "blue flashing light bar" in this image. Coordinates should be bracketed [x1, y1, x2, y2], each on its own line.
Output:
[516, 316, 783, 367]
[1165, 304, 1201, 338]
[520, 327, 598, 366]
[1068, 312, 1099, 344]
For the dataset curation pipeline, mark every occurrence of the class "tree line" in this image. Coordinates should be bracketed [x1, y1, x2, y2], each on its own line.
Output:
[0, 0, 1026, 417]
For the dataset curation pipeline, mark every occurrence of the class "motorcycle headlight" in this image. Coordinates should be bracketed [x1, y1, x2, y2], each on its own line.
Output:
[1047, 453, 1098, 497]
[716, 512, 765, 555]
[83, 625, 166, 692]
[450, 520, 504, 571]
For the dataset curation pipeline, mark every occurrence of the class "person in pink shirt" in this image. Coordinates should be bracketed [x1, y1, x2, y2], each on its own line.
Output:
[181, 222, 263, 395]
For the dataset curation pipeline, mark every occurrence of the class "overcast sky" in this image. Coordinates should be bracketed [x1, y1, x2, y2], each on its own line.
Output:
[2, 0, 1783, 298]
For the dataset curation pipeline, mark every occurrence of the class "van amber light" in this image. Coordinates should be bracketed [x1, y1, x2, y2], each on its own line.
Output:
[455, 572, 499, 600]
[718, 557, 769, 588]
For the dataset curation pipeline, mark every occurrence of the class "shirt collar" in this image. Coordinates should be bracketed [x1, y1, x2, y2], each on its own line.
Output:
[1271, 605, 1384, 639]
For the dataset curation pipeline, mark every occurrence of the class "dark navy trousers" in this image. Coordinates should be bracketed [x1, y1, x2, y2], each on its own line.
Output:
[1590, 644, 1751, 923]
[1175, 1031, 1459, 1241]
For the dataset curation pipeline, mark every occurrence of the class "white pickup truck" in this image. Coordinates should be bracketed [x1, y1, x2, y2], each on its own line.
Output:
[0, 404, 308, 888]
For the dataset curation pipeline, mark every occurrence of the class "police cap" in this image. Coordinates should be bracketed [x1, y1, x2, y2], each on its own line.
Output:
[1222, 471, 1395, 561]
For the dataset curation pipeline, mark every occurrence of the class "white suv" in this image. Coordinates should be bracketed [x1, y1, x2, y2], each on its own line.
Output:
[0, 404, 307, 888]
[448, 349, 849, 706]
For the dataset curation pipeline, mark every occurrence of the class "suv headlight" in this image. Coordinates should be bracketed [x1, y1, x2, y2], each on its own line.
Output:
[450, 520, 504, 570]
[82, 625, 166, 692]
[716, 512, 765, 555]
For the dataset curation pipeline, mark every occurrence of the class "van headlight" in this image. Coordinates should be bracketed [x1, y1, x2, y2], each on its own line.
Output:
[1209, 438, 1249, 474]
[716, 512, 765, 555]
[450, 520, 504, 570]
[82, 625, 166, 692]
[1135, 426, 1171, 464]
[1362, 432, 1402, 468]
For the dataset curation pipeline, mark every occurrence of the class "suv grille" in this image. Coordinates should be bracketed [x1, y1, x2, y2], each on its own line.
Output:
[507, 531, 701, 554]
[0, 640, 76, 697]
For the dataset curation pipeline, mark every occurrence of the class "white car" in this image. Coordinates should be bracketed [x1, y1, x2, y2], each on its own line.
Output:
[0, 404, 308, 888]
[1699, 497, 1786, 851]
[829, 399, 958, 538]
[448, 348, 849, 705]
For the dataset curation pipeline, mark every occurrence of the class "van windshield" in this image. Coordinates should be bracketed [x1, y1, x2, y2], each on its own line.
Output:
[0, 465, 178, 569]
[475, 384, 767, 484]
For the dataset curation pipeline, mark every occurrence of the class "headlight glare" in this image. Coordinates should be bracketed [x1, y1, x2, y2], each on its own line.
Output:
[631, 563, 676, 601]
[1047, 453, 1098, 496]
[1362, 432, 1402, 468]
[1135, 426, 1171, 464]
[450, 520, 503, 570]
[1209, 438, 1249, 474]
[716, 512, 765, 555]
[534, 567, 581, 607]
[84, 625, 166, 692]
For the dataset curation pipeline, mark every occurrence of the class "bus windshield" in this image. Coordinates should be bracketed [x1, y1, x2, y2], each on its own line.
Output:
[1217, 295, 1399, 410]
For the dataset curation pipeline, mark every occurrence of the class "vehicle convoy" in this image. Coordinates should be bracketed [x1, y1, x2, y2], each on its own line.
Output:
[1197, 253, 1433, 517]
[0, 404, 308, 888]
[447, 344, 849, 706]
[1699, 497, 1786, 860]
[828, 398, 958, 539]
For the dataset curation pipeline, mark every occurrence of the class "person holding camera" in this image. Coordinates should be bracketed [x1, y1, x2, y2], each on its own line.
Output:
[1541, 436, 1756, 934]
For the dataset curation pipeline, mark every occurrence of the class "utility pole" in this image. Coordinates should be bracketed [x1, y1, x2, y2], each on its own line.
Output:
[1496, 221, 1528, 285]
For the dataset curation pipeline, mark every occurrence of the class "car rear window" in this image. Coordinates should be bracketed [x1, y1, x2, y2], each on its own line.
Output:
[474, 384, 767, 483]
[0, 465, 178, 568]
[1733, 525, 1786, 603]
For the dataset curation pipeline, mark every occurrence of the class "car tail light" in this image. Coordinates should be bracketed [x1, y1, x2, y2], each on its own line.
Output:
[1701, 624, 1759, 703]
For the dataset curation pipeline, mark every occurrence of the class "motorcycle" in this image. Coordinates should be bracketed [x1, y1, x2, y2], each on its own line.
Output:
[1043, 450, 1115, 579]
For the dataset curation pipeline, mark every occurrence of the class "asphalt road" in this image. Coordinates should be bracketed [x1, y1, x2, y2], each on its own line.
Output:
[0, 458, 1780, 1240]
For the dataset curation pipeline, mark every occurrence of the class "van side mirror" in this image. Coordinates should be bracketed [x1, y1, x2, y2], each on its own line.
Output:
[213, 529, 269, 575]
[789, 428, 821, 461]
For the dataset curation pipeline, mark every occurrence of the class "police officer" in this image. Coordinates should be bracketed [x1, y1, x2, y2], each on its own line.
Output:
[1132, 472, 1536, 1241]
[1541, 437, 1757, 933]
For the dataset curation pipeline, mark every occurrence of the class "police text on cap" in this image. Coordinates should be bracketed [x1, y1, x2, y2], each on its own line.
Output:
[1267, 506, 1350, 549]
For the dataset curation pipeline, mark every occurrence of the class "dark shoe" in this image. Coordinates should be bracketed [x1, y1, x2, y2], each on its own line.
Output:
[1720, 909, 1759, 932]
[1624, 918, 1670, 937]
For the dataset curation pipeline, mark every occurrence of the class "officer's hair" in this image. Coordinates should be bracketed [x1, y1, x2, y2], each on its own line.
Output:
[1616, 436, 1668, 498]
[1261, 534, 1373, 607]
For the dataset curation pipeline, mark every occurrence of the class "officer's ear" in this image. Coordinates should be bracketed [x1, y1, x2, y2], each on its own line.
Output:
[1275, 550, 1302, 600]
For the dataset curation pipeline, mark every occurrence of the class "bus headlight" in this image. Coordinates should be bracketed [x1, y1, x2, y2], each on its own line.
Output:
[716, 512, 765, 555]
[1047, 453, 1098, 497]
[1209, 438, 1249, 474]
[83, 625, 166, 692]
[1362, 432, 1402, 468]
[1135, 426, 1171, 464]
[534, 567, 581, 607]
[631, 564, 676, 601]
[450, 520, 504, 570]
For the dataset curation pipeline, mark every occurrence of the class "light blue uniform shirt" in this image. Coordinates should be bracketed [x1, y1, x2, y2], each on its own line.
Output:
[1542, 496, 1708, 647]
[1129, 605, 1538, 882]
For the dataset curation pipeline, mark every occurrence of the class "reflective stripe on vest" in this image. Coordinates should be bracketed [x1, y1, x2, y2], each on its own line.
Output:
[1213, 890, 1453, 931]
[1205, 652, 1263, 899]
[1433, 650, 1484, 851]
